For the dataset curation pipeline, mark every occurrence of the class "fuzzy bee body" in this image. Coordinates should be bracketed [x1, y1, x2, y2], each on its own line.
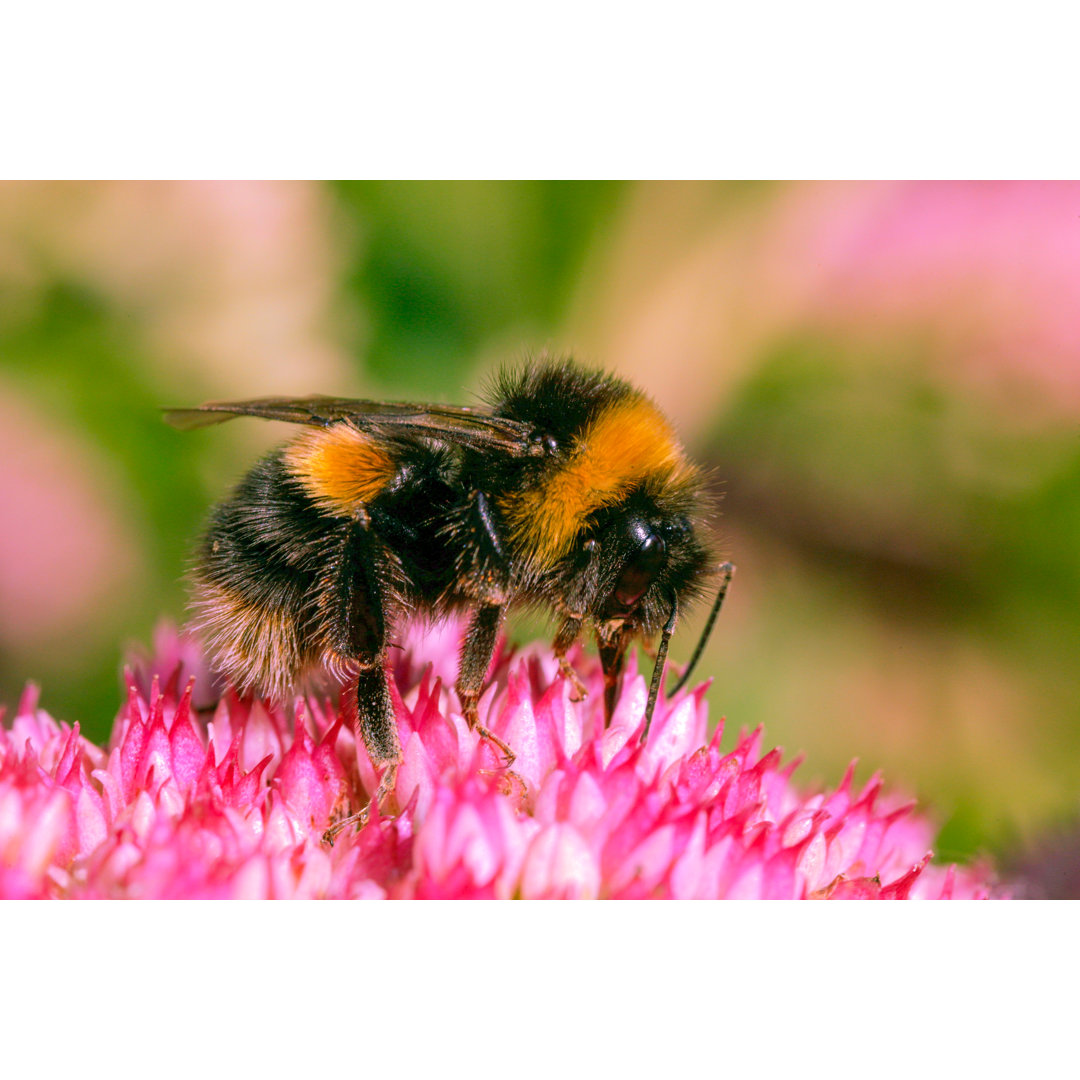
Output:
[169, 358, 726, 813]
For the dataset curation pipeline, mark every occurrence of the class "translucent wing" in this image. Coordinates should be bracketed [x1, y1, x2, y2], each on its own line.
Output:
[164, 395, 538, 454]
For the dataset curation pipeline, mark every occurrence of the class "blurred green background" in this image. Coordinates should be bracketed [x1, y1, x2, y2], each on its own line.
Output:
[2, 181, 1078, 871]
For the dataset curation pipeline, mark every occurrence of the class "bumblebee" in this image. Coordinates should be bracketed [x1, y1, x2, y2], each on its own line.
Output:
[166, 358, 733, 820]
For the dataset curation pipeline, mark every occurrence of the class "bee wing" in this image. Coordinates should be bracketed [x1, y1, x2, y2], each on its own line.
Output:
[164, 395, 537, 454]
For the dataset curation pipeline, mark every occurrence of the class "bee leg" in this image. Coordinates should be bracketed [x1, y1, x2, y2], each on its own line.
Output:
[597, 621, 634, 725]
[354, 659, 403, 798]
[322, 813, 357, 845]
[455, 603, 516, 766]
[321, 661, 402, 845]
[320, 518, 405, 842]
[551, 538, 600, 702]
[552, 615, 589, 702]
[321, 767, 398, 846]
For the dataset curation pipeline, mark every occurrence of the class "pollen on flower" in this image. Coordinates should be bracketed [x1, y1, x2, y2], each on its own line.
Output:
[0, 621, 1000, 899]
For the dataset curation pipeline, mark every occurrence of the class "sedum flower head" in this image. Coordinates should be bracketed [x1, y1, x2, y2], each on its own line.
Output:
[0, 621, 998, 899]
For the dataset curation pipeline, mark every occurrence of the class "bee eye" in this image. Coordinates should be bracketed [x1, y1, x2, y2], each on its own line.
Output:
[529, 430, 559, 456]
[662, 515, 691, 540]
[613, 528, 666, 608]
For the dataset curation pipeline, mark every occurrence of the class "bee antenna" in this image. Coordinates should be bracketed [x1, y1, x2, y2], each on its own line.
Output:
[665, 562, 735, 699]
[641, 594, 679, 745]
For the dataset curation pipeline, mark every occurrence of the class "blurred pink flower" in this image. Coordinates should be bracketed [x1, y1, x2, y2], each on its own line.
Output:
[0, 386, 143, 654]
[761, 181, 1080, 413]
[587, 181, 1080, 433]
[0, 622, 998, 899]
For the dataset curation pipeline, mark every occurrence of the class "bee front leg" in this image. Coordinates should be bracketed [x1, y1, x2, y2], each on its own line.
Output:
[551, 537, 600, 703]
[597, 620, 635, 726]
[552, 615, 588, 702]
[455, 603, 516, 766]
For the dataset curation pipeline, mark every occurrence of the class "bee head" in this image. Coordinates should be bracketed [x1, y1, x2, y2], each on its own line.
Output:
[488, 356, 718, 638]
[571, 486, 715, 637]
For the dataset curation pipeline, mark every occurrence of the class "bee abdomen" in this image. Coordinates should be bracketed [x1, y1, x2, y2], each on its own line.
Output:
[189, 576, 317, 701]
[191, 452, 345, 699]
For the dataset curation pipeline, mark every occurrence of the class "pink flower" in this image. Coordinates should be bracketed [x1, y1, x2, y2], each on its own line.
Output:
[762, 181, 1080, 413]
[0, 621, 1000, 899]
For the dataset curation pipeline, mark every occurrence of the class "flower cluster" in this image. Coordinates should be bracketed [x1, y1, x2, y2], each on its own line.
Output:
[0, 622, 997, 898]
